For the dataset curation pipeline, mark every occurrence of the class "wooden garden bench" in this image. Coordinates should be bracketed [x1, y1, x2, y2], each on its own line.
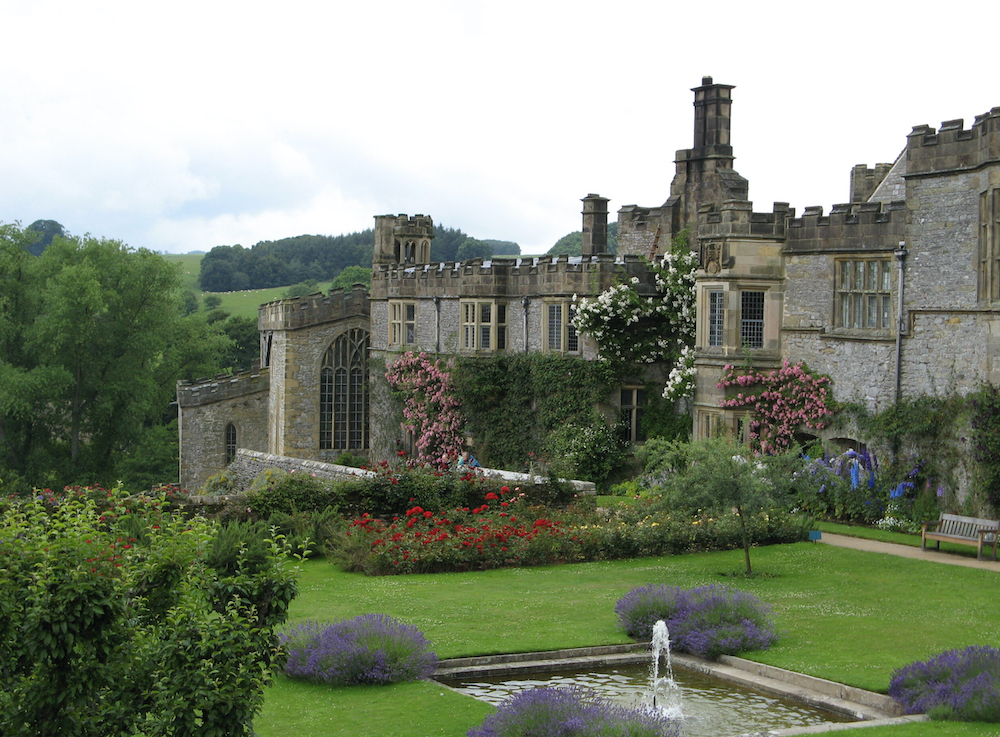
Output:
[921, 513, 1000, 561]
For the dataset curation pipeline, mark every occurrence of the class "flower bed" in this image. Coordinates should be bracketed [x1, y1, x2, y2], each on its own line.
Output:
[336, 489, 808, 575]
[889, 646, 1000, 721]
[281, 614, 437, 686]
[615, 584, 778, 660]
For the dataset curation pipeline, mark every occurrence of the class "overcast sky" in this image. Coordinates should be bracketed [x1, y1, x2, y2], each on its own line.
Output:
[1, 0, 996, 255]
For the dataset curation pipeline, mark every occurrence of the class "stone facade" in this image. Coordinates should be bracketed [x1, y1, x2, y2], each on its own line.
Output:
[653, 80, 1000, 446]
[177, 201, 662, 489]
[178, 78, 1000, 494]
[177, 286, 370, 490]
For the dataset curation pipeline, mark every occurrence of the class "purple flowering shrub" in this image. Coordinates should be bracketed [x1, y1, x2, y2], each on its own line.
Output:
[467, 686, 680, 737]
[280, 614, 437, 685]
[615, 584, 778, 660]
[889, 646, 1000, 721]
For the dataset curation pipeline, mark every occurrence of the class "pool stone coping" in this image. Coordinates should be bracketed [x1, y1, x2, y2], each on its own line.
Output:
[432, 643, 927, 735]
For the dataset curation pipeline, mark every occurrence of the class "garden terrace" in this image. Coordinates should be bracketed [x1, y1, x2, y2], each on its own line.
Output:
[254, 540, 1000, 737]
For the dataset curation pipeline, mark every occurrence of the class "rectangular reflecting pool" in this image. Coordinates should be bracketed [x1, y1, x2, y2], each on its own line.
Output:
[438, 662, 854, 737]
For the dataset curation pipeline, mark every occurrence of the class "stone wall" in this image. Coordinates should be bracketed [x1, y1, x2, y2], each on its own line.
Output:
[782, 253, 833, 329]
[904, 169, 981, 311]
[217, 449, 372, 493]
[901, 311, 999, 397]
[177, 371, 270, 492]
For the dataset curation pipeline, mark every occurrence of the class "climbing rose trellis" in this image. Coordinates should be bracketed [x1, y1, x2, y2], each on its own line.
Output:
[717, 361, 834, 454]
[385, 351, 465, 465]
[572, 241, 697, 367]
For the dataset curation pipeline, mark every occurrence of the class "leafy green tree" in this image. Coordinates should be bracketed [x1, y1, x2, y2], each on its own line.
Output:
[282, 279, 320, 298]
[456, 237, 492, 261]
[220, 315, 261, 373]
[546, 222, 618, 256]
[0, 489, 298, 736]
[547, 231, 583, 256]
[482, 239, 520, 256]
[25, 219, 66, 256]
[0, 223, 230, 490]
[203, 294, 223, 309]
[662, 436, 794, 574]
[330, 265, 371, 291]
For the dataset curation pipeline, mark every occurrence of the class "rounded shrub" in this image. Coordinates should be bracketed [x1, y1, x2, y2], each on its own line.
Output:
[467, 686, 680, 737]
[280, 614, 437, 685]
[889, 646, 1000, 721]
[614, 584, 778, 660]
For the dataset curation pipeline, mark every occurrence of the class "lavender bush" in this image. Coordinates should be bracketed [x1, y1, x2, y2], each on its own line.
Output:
[468, 686, 680, 737]
[280, 614, 437, 685]
[615, 584, 778, 660]
[889, 646, 1000, 721]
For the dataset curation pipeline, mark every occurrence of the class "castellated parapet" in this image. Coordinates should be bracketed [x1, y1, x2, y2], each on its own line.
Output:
[259, 285, 369, 332]
[906, 109, 1000, 176]
[177, 364, 269, 408]
[370, 253, 659, 300]
[698, 201, 793, 240]
[851, 162, 895, 202]
[785, 201, 906, 253]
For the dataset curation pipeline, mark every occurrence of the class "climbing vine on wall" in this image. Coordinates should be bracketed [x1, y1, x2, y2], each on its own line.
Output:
[970, 385, 1000, 514]
[450, 354, 618, 472]
[384, 351, 465, 465]
[717, 361, 834, 454]
[572, 234, 697, 367]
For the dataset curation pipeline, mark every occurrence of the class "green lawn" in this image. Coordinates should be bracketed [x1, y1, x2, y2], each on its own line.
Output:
[255, 542, 1000, 737]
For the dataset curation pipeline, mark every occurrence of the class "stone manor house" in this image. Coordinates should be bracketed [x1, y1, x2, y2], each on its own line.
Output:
[177, 77, 1000, 491]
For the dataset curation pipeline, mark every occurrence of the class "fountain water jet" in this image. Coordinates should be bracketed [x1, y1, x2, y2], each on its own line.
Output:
[648, 620, 683, 718]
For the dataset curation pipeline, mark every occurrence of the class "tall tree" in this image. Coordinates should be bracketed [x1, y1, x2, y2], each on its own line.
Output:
[0, 224, 230, 489]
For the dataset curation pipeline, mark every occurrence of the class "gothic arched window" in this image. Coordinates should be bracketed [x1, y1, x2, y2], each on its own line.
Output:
[320, 329, 369, 450]
[225, 423, 237, 464]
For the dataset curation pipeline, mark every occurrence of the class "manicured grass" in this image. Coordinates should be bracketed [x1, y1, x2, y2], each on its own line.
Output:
[255, 543, 1000, 737]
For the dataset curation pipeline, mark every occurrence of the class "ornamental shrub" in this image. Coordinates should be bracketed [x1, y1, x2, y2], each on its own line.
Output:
[281, 614, 437, 686]
[543, 417, 628, 486]
[467, 686, 680, 737]
[615, 584, 778, 660]
[0, 487, 298, 737]
[889, 646, 1000, 721]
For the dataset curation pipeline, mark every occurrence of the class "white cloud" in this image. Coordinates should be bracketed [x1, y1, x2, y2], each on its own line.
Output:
[0, 0, 996, 252]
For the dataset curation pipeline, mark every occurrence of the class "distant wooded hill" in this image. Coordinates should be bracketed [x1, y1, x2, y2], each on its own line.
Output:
[198, 226, 521, 292]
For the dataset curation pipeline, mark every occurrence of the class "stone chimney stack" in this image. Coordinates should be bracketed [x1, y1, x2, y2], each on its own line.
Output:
[692, 75, 735, 151]
[581, 194, 609, 255]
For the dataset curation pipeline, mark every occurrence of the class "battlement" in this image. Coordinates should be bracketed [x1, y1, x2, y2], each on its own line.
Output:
[698, 201, 793, 240]
[906, 108, 1000, 175]
[370, 254, 658, 300]
[851, 162, 894, 202]
[258, 285, 369, 331]
[785, 201, 906, 253]
[177, 365, 270, 408]
[374, 213, 435, 265]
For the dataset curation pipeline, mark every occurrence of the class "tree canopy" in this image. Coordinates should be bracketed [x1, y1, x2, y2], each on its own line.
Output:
[24, 219, 67, 256]
[546, 222, 618, 256]
[198, 224, 493, 292]
[0, 223, 230, 491]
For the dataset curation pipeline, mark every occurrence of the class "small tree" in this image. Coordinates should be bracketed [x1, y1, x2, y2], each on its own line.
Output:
[665, 435, 791, 574]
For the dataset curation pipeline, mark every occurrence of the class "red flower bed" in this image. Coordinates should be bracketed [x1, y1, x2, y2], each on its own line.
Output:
[345, 494, 581, 574]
